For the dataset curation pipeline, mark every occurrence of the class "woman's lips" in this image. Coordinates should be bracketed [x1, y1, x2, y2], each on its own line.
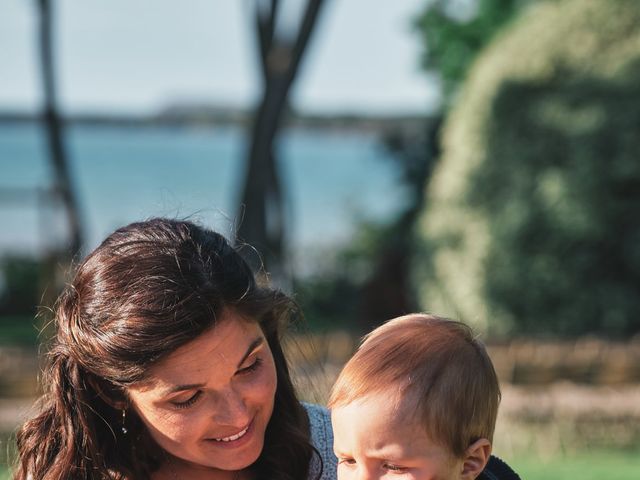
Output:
[205, 419, 254, 447]
[213, 424, 249, 442]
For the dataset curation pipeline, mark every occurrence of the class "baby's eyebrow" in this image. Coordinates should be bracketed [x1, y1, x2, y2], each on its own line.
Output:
[333, 446, 349, 457]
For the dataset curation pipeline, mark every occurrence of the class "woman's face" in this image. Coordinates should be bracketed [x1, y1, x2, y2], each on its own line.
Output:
[126, 309, 278, 476]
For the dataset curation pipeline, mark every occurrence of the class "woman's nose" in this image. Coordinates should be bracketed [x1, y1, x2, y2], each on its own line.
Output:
[211, 387, 250, 426]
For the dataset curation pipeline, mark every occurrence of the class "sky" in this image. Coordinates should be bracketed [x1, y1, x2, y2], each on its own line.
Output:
[0, 0, 441, 116]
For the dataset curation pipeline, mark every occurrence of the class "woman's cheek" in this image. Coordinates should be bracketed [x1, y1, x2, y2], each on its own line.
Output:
[249, 356, 278, 400]
[137, 403, 204, 444]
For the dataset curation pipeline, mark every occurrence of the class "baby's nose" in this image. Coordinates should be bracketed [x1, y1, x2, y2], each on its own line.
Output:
[355, 466, 381, 480]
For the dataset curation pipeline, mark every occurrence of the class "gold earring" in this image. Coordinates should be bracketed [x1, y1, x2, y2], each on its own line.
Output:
[121, 409, 128, 435]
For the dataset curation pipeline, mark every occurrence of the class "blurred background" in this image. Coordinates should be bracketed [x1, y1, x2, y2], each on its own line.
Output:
[1, 0, 639, 478]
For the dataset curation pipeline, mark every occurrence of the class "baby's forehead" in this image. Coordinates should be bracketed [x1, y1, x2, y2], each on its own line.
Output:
[332, 390, 451, 457]
[376, 380, 425, 411]
[337, 387, 424, 425]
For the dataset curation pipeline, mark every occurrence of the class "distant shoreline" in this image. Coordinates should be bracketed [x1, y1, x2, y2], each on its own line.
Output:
[0, 108, 434, 135]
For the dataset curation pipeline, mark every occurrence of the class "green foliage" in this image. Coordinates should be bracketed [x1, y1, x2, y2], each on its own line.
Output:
[0, 316, 40, 345]
[414, 0, 527, 101]
[416, 0, 640, 336]
[294, 220, 389, 331]
[296, 125, 438, 333]
[0, 256, 41, 316]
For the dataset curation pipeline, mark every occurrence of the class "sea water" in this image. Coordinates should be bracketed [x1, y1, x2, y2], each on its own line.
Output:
[0, 122, 408, 267]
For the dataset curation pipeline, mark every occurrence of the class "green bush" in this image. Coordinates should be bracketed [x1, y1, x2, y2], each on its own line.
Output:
[0, 256, 41, 316]
[416, 0, 640, 336]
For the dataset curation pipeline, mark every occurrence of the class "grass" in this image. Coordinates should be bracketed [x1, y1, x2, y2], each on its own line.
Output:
[509, 449, 640, 480]
[2, 450, 639, 479]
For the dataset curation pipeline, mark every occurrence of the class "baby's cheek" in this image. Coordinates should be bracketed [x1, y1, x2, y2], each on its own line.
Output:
[336, 463, 354, 480]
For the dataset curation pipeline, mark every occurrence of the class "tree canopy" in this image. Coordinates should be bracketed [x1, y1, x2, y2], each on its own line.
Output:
[414, 0, 525, 102]
[415, 0, 640, 336]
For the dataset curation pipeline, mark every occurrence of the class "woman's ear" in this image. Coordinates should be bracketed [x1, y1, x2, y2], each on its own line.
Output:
[87, 375, 127, 410]
[460, 438, 491, 480]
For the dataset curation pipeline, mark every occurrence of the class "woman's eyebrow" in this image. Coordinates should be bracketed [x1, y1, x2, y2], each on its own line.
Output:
[162, 337, 264, 395]
[237, 337, 264, 368]
[166, 382, 205, 394]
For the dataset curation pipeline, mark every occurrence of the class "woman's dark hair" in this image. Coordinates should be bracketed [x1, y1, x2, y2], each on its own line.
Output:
[14, 218, 316, 480]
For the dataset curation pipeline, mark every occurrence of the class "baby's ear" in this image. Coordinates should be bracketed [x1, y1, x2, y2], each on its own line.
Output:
[460, 438, 491, 480]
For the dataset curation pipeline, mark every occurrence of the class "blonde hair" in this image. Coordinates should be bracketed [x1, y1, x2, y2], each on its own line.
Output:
[328, 313, 501, 457]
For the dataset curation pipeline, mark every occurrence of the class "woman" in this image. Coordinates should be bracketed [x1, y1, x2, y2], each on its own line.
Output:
[15, 218, 336, 480]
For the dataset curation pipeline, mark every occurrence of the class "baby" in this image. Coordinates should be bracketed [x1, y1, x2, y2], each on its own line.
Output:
[329, 313, 520, 480]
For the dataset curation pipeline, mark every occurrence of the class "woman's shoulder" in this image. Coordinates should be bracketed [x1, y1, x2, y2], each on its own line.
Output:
[302, 402, 337, 480]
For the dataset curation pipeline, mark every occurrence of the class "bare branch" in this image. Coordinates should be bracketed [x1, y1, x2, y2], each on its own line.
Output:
[255, 0, 280, 79]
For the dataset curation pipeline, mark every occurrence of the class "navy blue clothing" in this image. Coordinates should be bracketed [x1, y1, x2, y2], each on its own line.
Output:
[479, 455, 522, 480]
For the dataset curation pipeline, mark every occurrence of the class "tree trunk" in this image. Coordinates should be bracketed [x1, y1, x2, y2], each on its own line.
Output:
[357, 117, 443, 332]
[237, 0, 325, 281]
[37, 0, 83, 259]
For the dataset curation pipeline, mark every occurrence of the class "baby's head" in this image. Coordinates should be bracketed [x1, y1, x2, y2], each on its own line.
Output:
[329, 314, 501, 480]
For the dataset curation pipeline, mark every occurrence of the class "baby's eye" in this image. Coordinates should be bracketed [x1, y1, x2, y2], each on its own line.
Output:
[338, 458, 356, 466]
[383, 463, 408, 473]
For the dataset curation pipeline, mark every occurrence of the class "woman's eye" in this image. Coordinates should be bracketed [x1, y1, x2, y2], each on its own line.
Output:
[339, 458, 356, 466]
[238, 357, 262, 375]
[171, 391, 202, 409]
